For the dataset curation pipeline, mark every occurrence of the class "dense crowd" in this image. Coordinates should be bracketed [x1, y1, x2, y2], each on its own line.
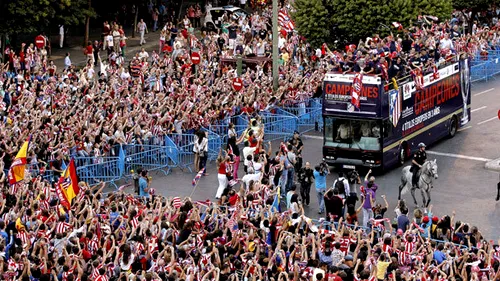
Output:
[0, 2, 500, 281]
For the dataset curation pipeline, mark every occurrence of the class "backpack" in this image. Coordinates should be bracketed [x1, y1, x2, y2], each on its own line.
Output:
[335, 178, 346, 194]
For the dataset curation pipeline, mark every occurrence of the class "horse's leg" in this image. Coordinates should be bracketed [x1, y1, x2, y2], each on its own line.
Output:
[421, 187, 427, 207]
[496, 182, 500, 201]
[426, 188, 432, 207]
[398, 183, 403, 200]
[411, 187, 418, 207]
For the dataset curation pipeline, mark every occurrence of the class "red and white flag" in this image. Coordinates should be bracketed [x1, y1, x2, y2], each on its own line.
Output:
[432, 65, 440, 80]
[392, 22, 403, 30]
[278, 9, 295, 32]
[349, 73, 363, 111]
[130, 215, 139, 228]
[172, 197, 182, 208]
[192, 168, 205, 186]
[411, 68, 424, 90]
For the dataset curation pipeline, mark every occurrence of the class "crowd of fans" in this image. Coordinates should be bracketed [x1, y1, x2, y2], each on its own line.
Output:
[0, 2, 500, 281]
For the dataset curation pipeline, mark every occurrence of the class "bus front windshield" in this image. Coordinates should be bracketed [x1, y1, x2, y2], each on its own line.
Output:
[324, 117, 381, 151]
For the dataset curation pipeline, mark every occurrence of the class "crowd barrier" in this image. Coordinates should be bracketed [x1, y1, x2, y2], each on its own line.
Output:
[25, 48, 500, 183]
[277, 99, 323, 133]
[471, 50, 500, 83]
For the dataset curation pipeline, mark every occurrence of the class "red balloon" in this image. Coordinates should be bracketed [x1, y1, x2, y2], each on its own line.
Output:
[498, 109, 500, 120]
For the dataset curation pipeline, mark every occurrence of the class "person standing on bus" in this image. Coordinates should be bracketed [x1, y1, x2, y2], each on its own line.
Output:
[411, 143, 427, 188]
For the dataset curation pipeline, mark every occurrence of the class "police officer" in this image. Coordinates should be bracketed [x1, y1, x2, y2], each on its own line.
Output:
[411, 143, 427, 188]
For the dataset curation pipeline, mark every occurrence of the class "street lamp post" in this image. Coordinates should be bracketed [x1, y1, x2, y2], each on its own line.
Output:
[272, 0, 279, 92]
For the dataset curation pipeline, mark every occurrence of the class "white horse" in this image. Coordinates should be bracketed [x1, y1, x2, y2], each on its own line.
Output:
[398, 160, 438, 207]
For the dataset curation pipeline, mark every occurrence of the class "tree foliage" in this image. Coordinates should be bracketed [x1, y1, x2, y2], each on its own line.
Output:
[291, 0, 333, 48]
[0, 0, 94, 34]
[452, 0, 497, 33]
[292, 0, 453, 46]
[452, 0, 496, 10]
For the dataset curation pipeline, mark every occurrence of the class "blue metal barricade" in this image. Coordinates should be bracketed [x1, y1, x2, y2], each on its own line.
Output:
[471, 50, 500, 83]
[123, 145, 170, 176]
[76, 156, 121, 188]
[27, 163, 55, 183]
[277, 99, 323, 133]
[165, 135, 179, 167]
[173, 134, 196, 173]
[260, 112, 298, 141]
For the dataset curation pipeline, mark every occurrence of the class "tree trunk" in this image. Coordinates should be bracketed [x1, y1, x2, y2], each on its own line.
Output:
[468, 10, 477, 34]
[84, 0, 91, 47]
[132, 7, 138, 38]
[1, 34, 5, 63]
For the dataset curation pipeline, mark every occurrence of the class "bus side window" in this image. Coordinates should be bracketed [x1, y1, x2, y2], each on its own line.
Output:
[383, 119, 393, 138]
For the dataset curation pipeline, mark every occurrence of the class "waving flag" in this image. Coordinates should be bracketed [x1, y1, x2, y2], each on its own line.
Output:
[278, 9, 295, 32]
[172, 197, 182, 208]
[392, 22, 403, 30]
[192, 168, 205, 186]
[7, 137, 30, 185]
[411, 68, 424, 90]
[271, 187, 281, 213]
[56, 159, 80, 210]
[349, 73, 363, 112]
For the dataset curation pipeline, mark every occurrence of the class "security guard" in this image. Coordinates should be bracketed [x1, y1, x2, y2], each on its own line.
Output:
[411, 143, 427, 188]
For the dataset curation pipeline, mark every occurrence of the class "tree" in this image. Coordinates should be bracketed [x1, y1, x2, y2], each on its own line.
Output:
[413, 0, 453, 23]
[291, 0, 334, 48]
[0, 0, 93, 37]
[292, 0, 453, 46]
[453, 0, 497, 33]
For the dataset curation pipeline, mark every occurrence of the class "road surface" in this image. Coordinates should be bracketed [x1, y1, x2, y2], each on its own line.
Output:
[118, 73, 500, 240]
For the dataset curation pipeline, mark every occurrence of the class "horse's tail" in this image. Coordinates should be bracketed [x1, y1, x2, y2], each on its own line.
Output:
[400, 180, 410, 195]
[400, 166, 411, 195]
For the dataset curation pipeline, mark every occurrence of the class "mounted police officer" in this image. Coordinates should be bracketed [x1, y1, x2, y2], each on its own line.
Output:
[411, 143, 427, 188]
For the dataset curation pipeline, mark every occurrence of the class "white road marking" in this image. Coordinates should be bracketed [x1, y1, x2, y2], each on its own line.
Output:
[303, 135, 323, 140]
[471, 106, 487, 113]
[427, 151, 492, 162]
[477, 116, 498, 125]
[474, 88, 495, 96]
[457, 125, 472, 132]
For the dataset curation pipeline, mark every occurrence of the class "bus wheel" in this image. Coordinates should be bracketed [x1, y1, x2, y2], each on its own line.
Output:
[448, 116, 458, 138]
[398, 144, 407, 166]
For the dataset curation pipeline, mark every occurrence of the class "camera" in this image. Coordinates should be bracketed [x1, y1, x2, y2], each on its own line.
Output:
[319, 161, 329, 176]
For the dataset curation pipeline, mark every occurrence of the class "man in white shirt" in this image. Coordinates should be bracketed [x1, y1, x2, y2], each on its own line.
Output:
[138, 48, 149, 61]
[439, 34, 454, 51]
[137, 19, 148, 45]
[242, 146, 257, 171]
[106, 34, 114, 53]
[278, 34, 286, 50]
[59, 25, 64, 48]
[332, 171, 350, 199]
[64, 53, 72, 70]
[120, 68, 131, 81]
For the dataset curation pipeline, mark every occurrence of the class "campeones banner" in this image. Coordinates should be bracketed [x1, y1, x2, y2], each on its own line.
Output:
[399, 69, 464, 137]
[324, 82, 380, 101]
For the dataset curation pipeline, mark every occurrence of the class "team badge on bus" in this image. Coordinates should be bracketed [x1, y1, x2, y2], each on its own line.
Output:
[389, 89, 402, 127]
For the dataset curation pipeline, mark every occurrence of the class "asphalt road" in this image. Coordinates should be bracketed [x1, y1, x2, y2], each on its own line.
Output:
[117, 78, 500, 241]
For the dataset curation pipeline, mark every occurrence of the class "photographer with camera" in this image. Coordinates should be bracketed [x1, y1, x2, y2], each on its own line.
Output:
[313, 161, 329, 214]
[297, 161, 314, 206]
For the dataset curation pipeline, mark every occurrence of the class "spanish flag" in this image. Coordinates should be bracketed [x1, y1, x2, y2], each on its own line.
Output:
[56, 159, 80, 210]
[7, 137, 30, 185]
[15, 218, 25, 230]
